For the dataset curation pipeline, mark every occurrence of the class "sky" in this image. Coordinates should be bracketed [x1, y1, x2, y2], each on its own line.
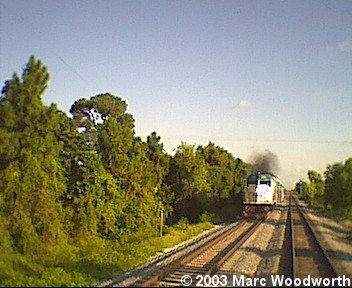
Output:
[1, 0, 351, 188]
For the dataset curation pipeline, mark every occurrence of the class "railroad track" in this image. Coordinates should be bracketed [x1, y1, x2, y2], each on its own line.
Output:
[99, 212, 274, 287]
[98, 220, 243, 287]
[136, 216, 271, 287]
[287, 194, 337, 280]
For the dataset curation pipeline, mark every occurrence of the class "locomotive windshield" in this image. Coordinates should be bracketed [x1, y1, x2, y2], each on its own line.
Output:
[246, 173, 274, 186]
[259, 179, 271, 186]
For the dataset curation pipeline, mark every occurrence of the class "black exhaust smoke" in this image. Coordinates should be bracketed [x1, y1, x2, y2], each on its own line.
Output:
[249, 149, 279, 174]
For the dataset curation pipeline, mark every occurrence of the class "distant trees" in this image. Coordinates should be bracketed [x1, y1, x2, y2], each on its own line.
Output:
[303, 170, 325, 206]
[165, 142, 247, 222]
[164, 142, 247, 204]
[325, 159, 352, 213]
[166, 143, 210, 203]
[197, 142, 247, 199]
[295, 158, 352, 216]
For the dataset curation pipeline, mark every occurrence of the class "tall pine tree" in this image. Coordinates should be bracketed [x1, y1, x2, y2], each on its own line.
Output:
[0, 56, 67, 255]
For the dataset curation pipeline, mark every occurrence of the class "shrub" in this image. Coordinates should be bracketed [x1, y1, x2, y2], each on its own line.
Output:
[174, 217, 189, 230]
[199, 211, 213, 223]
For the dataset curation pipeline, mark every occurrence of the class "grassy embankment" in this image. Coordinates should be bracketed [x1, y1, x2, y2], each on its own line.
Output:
[0, 221, 213, 286]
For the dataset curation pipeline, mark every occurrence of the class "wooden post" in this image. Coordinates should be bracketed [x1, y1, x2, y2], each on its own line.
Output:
[160, 210, 163, 237]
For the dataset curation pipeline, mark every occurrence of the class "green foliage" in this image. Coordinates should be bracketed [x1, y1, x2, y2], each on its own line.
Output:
[166, 143, 210, 202]
[166, 142, 247, 223]
[305, 170, 325, 206]
[197, 142, 247, 199]
[325, 158, 352, 214]
[0, 56, 247, 286]
[146, 132, 172, 212]
[68, 94, 167, 239]
[199, 211, 214, 223]
[174, 216, 190, 230]
[296, 158, 352, 218]
[0, 56, 68, 255]
[63, 149, 123, 238]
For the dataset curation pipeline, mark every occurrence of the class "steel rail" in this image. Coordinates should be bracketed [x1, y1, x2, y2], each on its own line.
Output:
[140, 220, 249, 287]
[142, 213, 273, 287]
[289, 195, 296, 283]
[292, 196, 338, 278]
[205, 219, 265, 276]
[98, 220, 242, 287]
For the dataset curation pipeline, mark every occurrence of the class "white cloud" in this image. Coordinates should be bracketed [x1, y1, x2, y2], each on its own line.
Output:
[238, 100, 252, 108]
[312, 91, 322, 100]
[338, 40, 351, 52]
[319, 39, 351, 55]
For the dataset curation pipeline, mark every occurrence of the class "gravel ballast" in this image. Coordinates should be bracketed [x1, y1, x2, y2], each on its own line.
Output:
[295, 198, 352, 276]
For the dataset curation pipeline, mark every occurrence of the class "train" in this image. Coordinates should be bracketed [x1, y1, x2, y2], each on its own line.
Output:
[243, 172, 285, 218]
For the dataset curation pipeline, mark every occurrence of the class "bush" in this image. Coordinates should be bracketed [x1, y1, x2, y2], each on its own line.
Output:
[174, 217, 189, 230]
[199, 211, 214, 223]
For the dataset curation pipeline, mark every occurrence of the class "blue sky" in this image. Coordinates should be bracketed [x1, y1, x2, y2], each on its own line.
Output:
[1, 0, 351, 188]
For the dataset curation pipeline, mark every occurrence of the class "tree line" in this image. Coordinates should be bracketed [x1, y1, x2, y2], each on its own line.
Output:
[295, 158, 352, 217]
[0, 56, 249, 260]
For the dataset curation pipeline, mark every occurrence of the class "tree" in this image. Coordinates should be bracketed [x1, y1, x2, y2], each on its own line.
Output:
[196, 142, 247, 199]
[166, 143, 210, 203]
[0, 56, 67, 254]
[196, 142, 232, 198]
[70, 94, 167, 237]
[306, 169, 325, 206]
[146, 132, 172, 213]
[324, 158, 352, 213]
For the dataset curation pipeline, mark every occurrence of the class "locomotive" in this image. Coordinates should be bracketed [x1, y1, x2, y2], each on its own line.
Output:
[243, 172, 285, 218]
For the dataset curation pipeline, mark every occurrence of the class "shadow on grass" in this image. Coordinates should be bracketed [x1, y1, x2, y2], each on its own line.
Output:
[75, 260, 124, 280]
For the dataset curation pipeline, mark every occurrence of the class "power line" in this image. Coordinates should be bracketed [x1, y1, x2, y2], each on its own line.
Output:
[228, 138, 352, 144]
[163, 135, 352, 144]
[56, 55, 85, 81]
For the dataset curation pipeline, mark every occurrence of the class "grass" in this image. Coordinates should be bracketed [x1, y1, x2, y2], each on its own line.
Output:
[0, 221, 213, 287]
